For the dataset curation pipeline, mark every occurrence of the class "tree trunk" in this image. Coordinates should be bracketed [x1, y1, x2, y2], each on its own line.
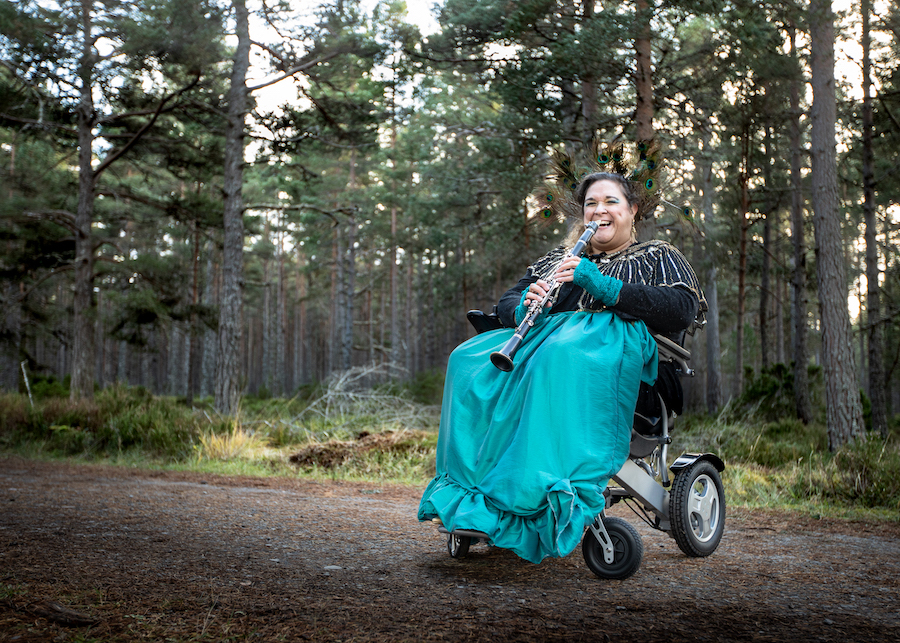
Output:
[776, 275, 786, 365]
[70, 1, 97, 400]
[294, 248, 307, 388]
[809, 0, 864, 450]
[167, 323, 182, 396]
[759, 127, 775, 371]
[95, 291, 105, 389]
[580, 0, 597, 144]
[201, 249, 218, 398]
[760, 210, 771, 371]
[736, 124, 750, 396]
[214, 0, 251, 414]
[862, 0, 887, 438]
[699, 126, 722, 413]
[634, 0, 653, 141]
[341, 217, 356, 371]
[406, 256, 415, 375]
[187, 223, 201, 404]
[262, 225, 272, 392]
[426, 263, 436, 368]
[1, 282, 22, 391]
[789, 25, 813, 424]
[633, 0, 655, 241]
[118, 340, 128, 385]
[276, 225, 286, 395]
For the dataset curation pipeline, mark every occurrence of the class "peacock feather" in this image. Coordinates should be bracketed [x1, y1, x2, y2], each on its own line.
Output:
[532, 138, 675, 224]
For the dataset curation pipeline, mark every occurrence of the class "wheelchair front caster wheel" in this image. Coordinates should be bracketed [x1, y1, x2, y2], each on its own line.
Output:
[582, 516, 643, 580]
[670, 459, 726, 557]
[447, 533, 472, 558]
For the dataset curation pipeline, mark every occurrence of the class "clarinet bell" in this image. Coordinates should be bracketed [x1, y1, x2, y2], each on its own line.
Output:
[490, 350, 515, 372]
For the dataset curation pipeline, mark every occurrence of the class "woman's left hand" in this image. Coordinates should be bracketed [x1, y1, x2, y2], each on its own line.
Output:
[554, 256, 581, 283]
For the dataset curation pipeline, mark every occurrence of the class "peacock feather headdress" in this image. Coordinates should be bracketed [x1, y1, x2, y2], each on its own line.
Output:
[533, 138, 694, 227]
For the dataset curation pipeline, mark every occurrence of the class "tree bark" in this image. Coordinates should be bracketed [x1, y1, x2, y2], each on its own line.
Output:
[201, 248, 218, 398]
[295, 248, 307, 387]
[406, 255, 415, 375]
[341, 217, 356, 371]
[262, 222, 272, 392]
[699, 125, 722, 413]
[760, 210, 771, 371]
[633, 0, 655, 241]
[759, 127, 774, 371]
[276, 224, 286, 395]
[214, 0, 251, 413]
[70, 0, 97, 400]
[736, 124, 750, 396]
[187, 222, 201, 404]
[580, 0, 597, 144]
[789, 25, 812, 424]
[1, 282, 22, 391]
[634, 0, 653, 141]
[809, 0, 864, 449]
[389, 117, 400, 367]
[862, 0, 887, 438]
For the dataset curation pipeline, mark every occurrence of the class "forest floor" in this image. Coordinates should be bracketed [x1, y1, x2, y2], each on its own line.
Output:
[1, 456, 899, 642]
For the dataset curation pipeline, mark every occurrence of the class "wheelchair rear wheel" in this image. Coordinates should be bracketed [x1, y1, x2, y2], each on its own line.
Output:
[670, 459, 726, 557]
[582, 516, 643, 580]
[447, 533, 472, 558]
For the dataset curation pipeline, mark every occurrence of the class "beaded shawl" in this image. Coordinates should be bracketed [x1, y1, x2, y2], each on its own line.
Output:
[528, 239, 708, 323]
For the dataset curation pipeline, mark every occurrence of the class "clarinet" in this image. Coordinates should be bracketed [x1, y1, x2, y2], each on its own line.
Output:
[490, 221, 599, 372]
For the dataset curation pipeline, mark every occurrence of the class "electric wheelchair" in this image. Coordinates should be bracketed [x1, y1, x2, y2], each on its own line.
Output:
[434, 308, 726, 580]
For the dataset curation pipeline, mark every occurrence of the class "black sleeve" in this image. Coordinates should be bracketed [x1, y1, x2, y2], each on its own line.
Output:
[497, 272, 537, 327]
[611, 283, 699, 336]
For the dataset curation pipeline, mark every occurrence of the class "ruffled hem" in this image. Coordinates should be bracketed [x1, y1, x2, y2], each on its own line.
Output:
[418, 472, 607, 564]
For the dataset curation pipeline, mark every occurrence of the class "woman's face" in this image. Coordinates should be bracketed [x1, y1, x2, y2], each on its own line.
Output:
[582, 179, 638, 254]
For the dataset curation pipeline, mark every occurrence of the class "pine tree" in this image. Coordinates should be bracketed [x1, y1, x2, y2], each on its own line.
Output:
[809, 0, 864, 449]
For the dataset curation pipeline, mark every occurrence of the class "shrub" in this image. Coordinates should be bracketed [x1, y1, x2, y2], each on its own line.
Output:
[828, 438, 900, 508]
[0, 386, 201, 459]
[728, 363, 824, 424]
[28, 374, 69, 399]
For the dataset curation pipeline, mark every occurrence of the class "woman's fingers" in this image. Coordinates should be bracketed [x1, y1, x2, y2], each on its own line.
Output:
[554, 258, 578, 282]
[526, 280, 549, 304]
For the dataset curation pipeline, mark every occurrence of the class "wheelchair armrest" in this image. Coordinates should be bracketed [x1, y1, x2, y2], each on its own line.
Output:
[467, 308, 505, 334]
[652, 332, 694, 377]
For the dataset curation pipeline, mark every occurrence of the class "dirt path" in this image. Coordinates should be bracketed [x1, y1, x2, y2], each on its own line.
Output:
[1, 457, 899, 642]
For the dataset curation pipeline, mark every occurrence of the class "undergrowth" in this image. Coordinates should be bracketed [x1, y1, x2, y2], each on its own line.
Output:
[675, 403, 900, 514]
[2, 362, 900, 517]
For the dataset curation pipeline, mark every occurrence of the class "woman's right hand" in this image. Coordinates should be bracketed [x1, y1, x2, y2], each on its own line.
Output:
[524, 280, 551, 307]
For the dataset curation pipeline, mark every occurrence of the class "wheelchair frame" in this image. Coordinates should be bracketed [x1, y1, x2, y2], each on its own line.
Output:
[435, 309, 726, 580]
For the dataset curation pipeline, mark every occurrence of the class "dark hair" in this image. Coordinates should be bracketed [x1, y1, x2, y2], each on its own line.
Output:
[575, 172, 638, 210]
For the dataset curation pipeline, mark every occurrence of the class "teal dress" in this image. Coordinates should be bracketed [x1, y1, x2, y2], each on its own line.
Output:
[418, 240, 703, 564]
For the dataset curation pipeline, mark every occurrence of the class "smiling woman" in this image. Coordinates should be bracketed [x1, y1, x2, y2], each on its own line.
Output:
[417, 142, 707, 564]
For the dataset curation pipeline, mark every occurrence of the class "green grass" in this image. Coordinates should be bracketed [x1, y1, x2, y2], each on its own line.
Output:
[0, 379, 442, 485]
[2, 382, 899, 520]
[674, 406, 900, 517]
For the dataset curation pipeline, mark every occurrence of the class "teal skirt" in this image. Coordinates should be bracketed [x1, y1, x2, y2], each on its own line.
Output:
[418, 310, 658, 563]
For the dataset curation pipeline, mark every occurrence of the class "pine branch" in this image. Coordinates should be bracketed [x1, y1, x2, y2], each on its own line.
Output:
[25, 209, 78, 234]
[247, 51, 343, 92]
[15, 264, 75, 303]
[92, 74, 202, 180]
[0, 113, 77, 135]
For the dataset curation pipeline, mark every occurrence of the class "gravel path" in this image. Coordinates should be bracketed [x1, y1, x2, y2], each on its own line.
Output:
[1, 457, 899, 642]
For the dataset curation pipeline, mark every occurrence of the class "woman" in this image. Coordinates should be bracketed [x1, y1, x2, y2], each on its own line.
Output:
[418, 171, 706, 564]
